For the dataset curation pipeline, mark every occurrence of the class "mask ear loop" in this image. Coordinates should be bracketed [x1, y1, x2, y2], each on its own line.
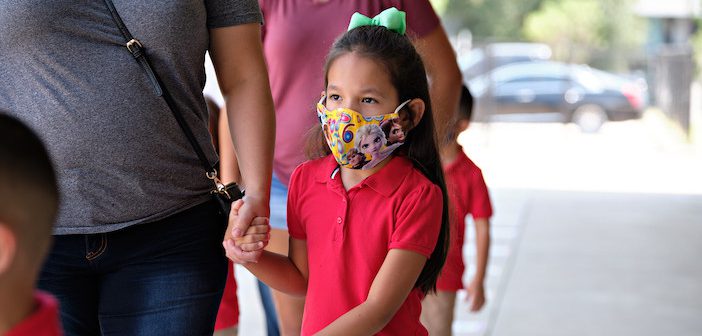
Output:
[394, 99, 412, 114]
[317, 95, 330, 120]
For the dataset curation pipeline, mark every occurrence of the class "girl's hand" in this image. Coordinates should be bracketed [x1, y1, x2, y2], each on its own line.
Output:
[234, 216, 270, 250]
[224, 236, 260, 265]
[223, 199, 270, 263]
[465, 279, 486, 312]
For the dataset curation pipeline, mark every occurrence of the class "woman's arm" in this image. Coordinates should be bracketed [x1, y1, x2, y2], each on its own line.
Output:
[209, 23, 275, 250]
[315, 249, 427, 336]
[217, 109, 241, 184]
[412, 26, 463, 143]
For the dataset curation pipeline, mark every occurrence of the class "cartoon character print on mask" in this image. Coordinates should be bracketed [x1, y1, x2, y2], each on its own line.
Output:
[317, 96, 410, 169]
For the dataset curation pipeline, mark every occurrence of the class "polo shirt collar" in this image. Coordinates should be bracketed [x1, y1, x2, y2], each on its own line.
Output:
[315, 155, 415, 197]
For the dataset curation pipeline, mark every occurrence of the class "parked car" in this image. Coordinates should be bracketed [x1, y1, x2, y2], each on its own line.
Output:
[467, 61, 646, 132]
[458, 43, 552, 80]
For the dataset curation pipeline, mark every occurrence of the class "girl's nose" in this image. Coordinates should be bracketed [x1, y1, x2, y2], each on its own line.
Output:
[343, 102, 359, 111]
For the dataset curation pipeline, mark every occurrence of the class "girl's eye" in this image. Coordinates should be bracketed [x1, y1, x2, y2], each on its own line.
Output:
[374, 136, 381, 143]
[329, 94, 341, 101]
[362, 144, 369, 149]
[361, 97, 377, 104]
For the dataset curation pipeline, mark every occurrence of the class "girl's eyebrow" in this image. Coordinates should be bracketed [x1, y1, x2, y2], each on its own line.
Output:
[326, 84, 387, 98]
[359, 88, 386, 97]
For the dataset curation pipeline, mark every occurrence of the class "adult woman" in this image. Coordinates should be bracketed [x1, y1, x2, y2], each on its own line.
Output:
[0, 1, 274, 334]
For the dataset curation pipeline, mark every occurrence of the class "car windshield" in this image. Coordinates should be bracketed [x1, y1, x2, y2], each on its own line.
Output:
[573, 66, 628, 92]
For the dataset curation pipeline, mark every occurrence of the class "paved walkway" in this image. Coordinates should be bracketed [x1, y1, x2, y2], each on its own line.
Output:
[489, 190, 702, 336]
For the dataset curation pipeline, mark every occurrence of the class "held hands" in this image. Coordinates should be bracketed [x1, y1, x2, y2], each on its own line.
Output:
[465, 278, 486, 312]
[222, 199, 270, 264]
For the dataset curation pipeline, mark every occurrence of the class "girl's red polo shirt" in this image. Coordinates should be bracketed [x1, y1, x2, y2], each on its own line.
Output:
[287, 155, 443, 336]
[437, 150, 493, 291]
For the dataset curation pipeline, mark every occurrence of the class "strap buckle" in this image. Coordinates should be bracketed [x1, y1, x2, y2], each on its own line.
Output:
[206, 169, 229, 198]
[126, 38, 143, 55]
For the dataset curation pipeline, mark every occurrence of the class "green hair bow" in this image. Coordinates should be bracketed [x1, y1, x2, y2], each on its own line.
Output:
[347, 7, 406, 35]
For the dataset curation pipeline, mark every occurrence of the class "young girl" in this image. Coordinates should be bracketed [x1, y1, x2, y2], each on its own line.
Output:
[224, 8, 449, 335]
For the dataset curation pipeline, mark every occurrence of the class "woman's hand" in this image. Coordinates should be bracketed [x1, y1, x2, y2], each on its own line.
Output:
[223, 199, 270, 264]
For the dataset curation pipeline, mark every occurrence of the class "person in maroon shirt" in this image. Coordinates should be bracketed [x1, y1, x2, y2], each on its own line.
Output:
[421, 85, 494, 336]
[0, 114, 62, 336]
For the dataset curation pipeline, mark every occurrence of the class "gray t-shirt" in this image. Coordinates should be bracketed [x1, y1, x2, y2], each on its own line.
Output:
[0, 0, 262, 234]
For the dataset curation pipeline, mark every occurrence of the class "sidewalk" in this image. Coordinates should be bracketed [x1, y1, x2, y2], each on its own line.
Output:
[461, 118, 702, 335]
[490, 189, 702, 336]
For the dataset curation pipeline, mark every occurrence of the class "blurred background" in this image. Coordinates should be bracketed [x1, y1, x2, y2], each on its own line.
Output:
[237, 1, 702, 335]
[436, 0, 702, 335]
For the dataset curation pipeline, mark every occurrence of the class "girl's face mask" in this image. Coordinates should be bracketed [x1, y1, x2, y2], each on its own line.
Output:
[317, 96, 410, 170]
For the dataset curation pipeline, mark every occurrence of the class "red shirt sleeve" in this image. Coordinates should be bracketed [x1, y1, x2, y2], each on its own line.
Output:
[287, 164, 306, 240]
[469, 167, 493, 219]
[389, 183, 443, 258]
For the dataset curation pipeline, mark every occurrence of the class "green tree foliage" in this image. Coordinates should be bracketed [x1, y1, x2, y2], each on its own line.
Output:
[524, 0, 603, 63]
[523, 0, 646, 70]
[433, 0, 647, 71]
[436, 0, 545, 40]
[693, 19, 702, 78]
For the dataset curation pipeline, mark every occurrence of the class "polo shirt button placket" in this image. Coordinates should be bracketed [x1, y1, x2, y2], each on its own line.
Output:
[334, 195, 348, 242]
[333, 215, 344, 242]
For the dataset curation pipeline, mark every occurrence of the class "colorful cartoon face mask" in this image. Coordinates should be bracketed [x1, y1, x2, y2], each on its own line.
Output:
[317, 96, 410, 170]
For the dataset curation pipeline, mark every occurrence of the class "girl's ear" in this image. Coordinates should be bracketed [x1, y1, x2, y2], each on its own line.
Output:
[0, 223, 17, 274]
[398, 98, 426, 131]
[408, 99, 426, 127]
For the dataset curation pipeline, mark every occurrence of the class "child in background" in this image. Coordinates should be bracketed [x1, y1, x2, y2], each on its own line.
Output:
[420, 85, 493, 336]
[224, 8, 450, 335]
[0, 114, 62, 336]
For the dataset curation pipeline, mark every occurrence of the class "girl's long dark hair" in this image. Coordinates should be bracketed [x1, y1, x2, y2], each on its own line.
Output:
[306, 25, 450, 294]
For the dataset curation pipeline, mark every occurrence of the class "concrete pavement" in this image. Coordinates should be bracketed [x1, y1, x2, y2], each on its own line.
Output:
[490, 190, 702, 336]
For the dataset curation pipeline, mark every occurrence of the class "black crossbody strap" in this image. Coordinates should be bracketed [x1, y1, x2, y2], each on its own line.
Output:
[103, 0, 163, 97]
[102, 0, 220, 181]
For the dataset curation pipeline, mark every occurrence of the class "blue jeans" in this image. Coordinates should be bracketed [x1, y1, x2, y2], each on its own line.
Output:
[38, 200, 228, 336]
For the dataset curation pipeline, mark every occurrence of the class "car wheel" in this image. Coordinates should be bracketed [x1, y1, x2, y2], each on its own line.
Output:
[572, 104, 607, 133]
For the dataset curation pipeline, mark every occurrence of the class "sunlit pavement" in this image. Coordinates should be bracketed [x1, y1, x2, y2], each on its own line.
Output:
[455, 111, 702, 336]
[235, 110, 702, 335]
